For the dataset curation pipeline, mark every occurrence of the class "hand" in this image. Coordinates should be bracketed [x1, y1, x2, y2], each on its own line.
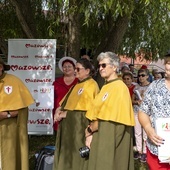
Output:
[137, 100, 142, 105]
[0, 110, 18, 120]
[0, 112, 7, 120]
[10, 110, 18, 117]
[85, 135, 93, 149]
[59, 111, 67, 119]
[85, 126, 92, 137]
[54, 107, 67, 122]
[90, 120, 98, 132]
[54, 107, 62, 122]
[145, 125, 164, 146]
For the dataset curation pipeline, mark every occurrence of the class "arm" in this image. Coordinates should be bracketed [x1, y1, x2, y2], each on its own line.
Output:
[132, 93, 142, 105]
[54, 107, 67, 122]
[0, 110, 18, 120]
[85, 120, 98, 148]
[138, 110, 164, 146]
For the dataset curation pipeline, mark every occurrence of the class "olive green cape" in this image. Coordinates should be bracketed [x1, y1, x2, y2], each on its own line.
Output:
[87, 121, 134, 170]
[53, 78, 99, 170]
[0, 108, 29, 170]
[53, 111, 89, 170]
[0, 73, 34, 170]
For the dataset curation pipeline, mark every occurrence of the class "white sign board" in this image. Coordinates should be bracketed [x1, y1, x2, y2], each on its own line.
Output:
[8, 39, 56, 135]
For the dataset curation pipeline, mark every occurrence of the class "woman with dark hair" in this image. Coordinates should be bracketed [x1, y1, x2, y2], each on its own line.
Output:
[132, 68, 150, 162]
[53, 58, 99, 170]
[53, 56, 78, 131]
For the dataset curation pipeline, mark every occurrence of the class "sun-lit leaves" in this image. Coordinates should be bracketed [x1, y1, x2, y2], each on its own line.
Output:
[0, 0, 169, 60]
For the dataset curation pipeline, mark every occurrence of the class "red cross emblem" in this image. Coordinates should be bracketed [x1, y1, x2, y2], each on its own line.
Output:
[4, 86, 12, 94]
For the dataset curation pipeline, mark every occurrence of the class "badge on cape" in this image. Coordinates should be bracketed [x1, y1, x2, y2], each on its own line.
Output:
[78, 88, 84, 95]
[102, 92, 108, 101]
[4, 86, 12, 94]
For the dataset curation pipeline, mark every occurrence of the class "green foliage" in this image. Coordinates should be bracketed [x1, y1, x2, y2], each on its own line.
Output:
[0, 0, 169, 60]
[119, 0, 170, 59]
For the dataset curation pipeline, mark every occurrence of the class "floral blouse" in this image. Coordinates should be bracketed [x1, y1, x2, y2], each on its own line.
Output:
[139, 78, 170, 156]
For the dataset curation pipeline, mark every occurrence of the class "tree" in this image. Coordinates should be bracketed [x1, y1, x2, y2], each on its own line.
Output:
[0, 0, 169, 61]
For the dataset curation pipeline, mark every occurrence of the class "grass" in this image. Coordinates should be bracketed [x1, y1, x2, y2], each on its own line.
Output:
[29, 135, 56, 170]
[29, 135, 149, 170]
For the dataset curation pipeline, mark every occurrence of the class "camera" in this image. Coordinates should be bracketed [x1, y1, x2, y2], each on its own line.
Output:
[79, 146, 90, 158]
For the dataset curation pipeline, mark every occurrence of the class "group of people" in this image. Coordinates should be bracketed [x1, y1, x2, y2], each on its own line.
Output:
[122, 52, 170, 169]
[0, 50, 170, 170]
[52, 52, 135, 170]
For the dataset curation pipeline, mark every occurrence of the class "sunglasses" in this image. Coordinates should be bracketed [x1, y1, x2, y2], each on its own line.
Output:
[138, 74, 146, 77]
[75, 67, 84, 72]
[98, 63, 111, 68]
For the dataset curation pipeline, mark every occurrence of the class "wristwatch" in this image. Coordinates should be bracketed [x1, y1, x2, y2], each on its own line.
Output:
[7, 111, 11, 118]
[87, 126, 93, 134]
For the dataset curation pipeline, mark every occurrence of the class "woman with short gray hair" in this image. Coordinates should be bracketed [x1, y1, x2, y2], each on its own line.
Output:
[85, 52, 135, 170]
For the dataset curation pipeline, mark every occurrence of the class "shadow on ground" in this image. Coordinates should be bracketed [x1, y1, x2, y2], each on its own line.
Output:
[29, 135, 149, 170]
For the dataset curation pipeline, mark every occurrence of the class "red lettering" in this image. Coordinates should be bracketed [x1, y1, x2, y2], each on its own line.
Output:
[28, 120, 37, 124]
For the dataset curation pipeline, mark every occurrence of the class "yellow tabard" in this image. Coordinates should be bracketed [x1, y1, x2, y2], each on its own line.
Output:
[86, 79, 135, 126]
[61, 78, 99, 111]
[0, 73, 34, 111]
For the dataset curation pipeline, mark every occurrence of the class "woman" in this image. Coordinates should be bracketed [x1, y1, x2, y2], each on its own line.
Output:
[122, 72, 137, 149]
[0, 58, 34, 170]
[122, 72, 136, 98]
[53, 58, 99, 170]
[85, 52, 135, 170]
[53, 56, 78, 131]
[132, 68, 150, 162]
[138, 52, 170, 169]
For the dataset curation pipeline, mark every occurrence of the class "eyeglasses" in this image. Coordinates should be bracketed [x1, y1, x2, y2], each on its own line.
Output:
[138, 74, 146, 77]
[75, 67, 84, 72]
[98, 63, 112, 69]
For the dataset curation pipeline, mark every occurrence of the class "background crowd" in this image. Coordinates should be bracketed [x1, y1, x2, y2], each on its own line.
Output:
[0, 50, 170, 170]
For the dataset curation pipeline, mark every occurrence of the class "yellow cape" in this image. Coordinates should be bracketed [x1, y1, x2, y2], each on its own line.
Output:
[86, 79, 135, 126]
[0, 73, 34, 111]
[61, 78, 99, 111]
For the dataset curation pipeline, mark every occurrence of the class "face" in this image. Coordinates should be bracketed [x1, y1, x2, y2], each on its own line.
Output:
[62, 62, 75, 76]
[154, 73, 162, 80]
[138, 71, 149, 84]
[123, 75, 132, 87]
[129, 66, 134, 72]
[165, 61, 170, 79]
[75, 63, 90, 81]
[98, 58, 117, 81]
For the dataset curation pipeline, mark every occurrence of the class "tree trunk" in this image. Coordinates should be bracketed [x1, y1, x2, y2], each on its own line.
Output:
[94, 14, 130, 57]
[94, 14, 131, 88]
[0, 38, 8, 59]
[9, 0, 37, 38]
[67, 0, 81, 60]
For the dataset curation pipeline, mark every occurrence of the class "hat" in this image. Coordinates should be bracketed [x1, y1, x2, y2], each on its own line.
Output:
[0, 58, 10, 71]
[141, 65, 147, 69]
[121, 65, 130, 71]
[165, 50, 170, 57]
[58, 56, 77, 72]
